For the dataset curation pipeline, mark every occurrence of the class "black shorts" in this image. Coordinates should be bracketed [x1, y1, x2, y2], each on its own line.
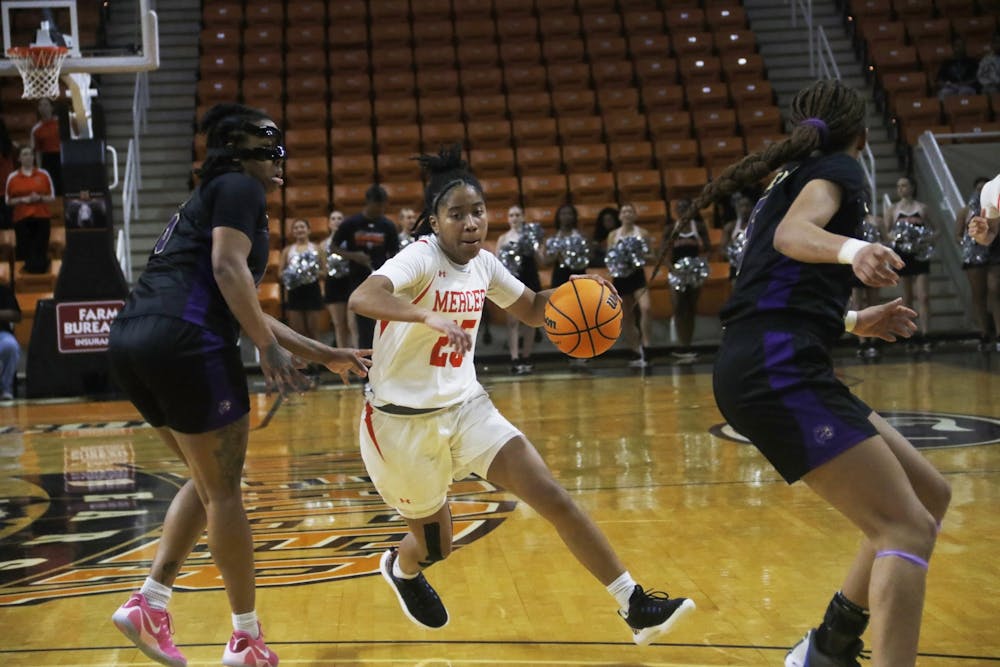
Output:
[612, 268, 647, 296]
[108, 315, 250, 434]
[713, 323, 877, 483]
[323, 276, 352, 304]
[286, 281, 323, 311]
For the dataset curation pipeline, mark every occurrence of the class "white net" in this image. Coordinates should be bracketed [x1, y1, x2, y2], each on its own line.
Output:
[6, 46, 69, 99]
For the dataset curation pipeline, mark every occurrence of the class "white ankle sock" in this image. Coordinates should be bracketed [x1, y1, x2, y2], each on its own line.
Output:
[607, 571, 637, 612]
[392, 557, 418, 580]
[139, 577, 171, 611]
[232, 610, 260, 638]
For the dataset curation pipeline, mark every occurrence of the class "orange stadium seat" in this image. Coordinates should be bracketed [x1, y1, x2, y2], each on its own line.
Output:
[616, 170, 663, 201]
[284, 157, 329, 186]
[370, 48, 413, 74]
[420, 96, 463, 124]
[730, 80, 775, 107]
[547, 63, 593, 91]
[936, 0, 976, 17]
[201, 53, 239, 78]
[463, 94, 508, 121]
[200, 27, 241, 55]
[329, 100, 372, 128]
[508, 91, 553, 119]
[513, 118, 559, 147]
[586, 35, 628, 62]
[413, 20, 454, 48]
[665, 7, 706, 31]
[648, 111, 693, 141]
[538, 13, 582, 40]
[411, 0, 451, 21]
[904, 18, 951, 43]
[598, 88, 641, 115]
[581, 12, 623, 37]
[460, 67, 505, 95]
[848, 0, 891, 20]
[521, 174, 569, 207]
[500, 42, 542, 66]
[286, 25, 326, 50]
[453, 18, 496, 44]
[663, 166, 709, 200]
[414, 45, 456, 71]
[543, 39, 585, 65]
[623, 10, 666, 35]
[592, 60, 636, 90]
[516, 146, 563, 175]
[243, 25, 283, 51]
[328, 0, 366, 23]
[372, 71, 417, 100]
[329, 73, 371, 102]
[721, 54, 766, 85]
[738, 106, 784, 135]
[894, 0, 935, 20]
[504, 65, 549, 93]
[679, 56, 723, 85]
[632, 200, 668, 226]
[523, 205, 558, 228]
[456, 43, 499, 69]
[496, 16, 539, 43]
[686, 83, 730, 111]
[375, 153, 417, 183]
[284, 185, 329, 217]
[470, 148, 517, 178]
[856, 20, 906, 50]
[197, 78, 238, 105]
[603, 114, 648, 143]
[329, 126, 373, 155]
[700, 136, 747, 172]
[374, 98, 419, 126]
[377, 124, 421, 154]
[333, 155, 376, 184]
[643, 85, 687, 113]
[655, 139, 701, 168]
[713, 29, 757, 57]
[609, 142, 654, 171]
[285, 50, 327, 78]
[567, 172, 616, 204]
[557, 116, 605, 145]
[672, 31, 715, 57]
[333, 184, 370, 211]
[286, 76, 327, 104]
[369, 23, 412, 49]
[417, 70, 461, 97]
[381, 181, 424, 211]
[562, 144, 609, 173]
[942, 95, 991, 125]
[635, 58, 680, 88]
[466, 120, 513, 149]
[705, 6, 747, 28]
[480, 177, 522, 206]
[421, 122, 467, 151]
[694, 108, 738, 138]
[952, 16, 998, 43]
[552, 90, 597, 117]
[287, 0, 324, 24]
[869, 44, 919, 77]
[629, 34, 672, 61]
[244, 3, 282, 24]
[202, 2, 242, 27]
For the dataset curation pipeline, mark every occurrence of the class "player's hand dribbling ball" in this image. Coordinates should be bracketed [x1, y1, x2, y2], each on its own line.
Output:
[544, 278, 622, 358]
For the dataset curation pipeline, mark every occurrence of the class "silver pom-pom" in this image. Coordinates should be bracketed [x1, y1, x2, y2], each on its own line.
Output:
[499, 241, 523, 273]
[282, 249, 321, 290]
[606, 235, 649, 278]
[519, 222, 543, 254]
[326, 251, 350, 279]
[860, 219, 881, 243]
[668, 256, 710, 292]
[890, 221, 934, 259]
[544, 235, 564, 257]
[561, 234, 591, 271]
[961, 235, 990, 265]
[726, 230, 747, 269]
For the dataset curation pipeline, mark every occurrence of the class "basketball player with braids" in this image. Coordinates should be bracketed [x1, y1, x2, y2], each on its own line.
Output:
[683, 81, 950, 667]
[108, 103, 371, 667]
[349, 145, 695, 645]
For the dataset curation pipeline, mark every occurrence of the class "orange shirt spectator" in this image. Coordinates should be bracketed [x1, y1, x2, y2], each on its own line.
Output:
[30, 98, 61, 194]
[30, 116, 60, 154]
[5, 146, 54, 273]
[5, 160, 53, 222]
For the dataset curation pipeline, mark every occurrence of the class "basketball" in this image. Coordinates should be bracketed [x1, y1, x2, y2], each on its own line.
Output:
[544, 279, 622, 358]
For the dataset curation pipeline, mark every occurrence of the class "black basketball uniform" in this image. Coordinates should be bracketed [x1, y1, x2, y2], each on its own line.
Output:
[109, 172, 270, 434]
[713, 153, 878, 483]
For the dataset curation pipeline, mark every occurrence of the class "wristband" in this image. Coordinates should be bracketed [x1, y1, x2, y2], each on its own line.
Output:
[844, 310, 858, 333]
[837, 238, 870, 265]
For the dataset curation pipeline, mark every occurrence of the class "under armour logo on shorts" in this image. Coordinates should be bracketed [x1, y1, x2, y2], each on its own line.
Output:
[813, 424, 835, 444]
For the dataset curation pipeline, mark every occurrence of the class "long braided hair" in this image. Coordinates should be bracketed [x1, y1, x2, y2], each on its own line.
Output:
[647, 79, 867, 284]
[412, 144, 484, 237]
[196, 103, 273, 186]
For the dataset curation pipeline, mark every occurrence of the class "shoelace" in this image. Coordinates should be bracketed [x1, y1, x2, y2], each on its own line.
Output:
[633, 587, 675, 614]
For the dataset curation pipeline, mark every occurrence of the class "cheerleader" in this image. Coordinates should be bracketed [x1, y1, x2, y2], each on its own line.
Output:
[885, 177, 934, 350]
[955, 177, 1000, 350]
[324, 209, 358, 348]
[495, 205, 542, 374]
[607, 203, 653, 367]
[542, 203, 589, 288]
[280, 218, 325, 341]
[665, 199, 711, 363]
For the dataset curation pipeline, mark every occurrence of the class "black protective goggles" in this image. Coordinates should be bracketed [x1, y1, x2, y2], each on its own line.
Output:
[234, 144, 286, 163]
[244, 123, 282, 140]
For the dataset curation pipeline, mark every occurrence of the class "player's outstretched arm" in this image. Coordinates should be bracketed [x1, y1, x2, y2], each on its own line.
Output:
[848, 297, 918, 342]
[968, 214, 999, 246]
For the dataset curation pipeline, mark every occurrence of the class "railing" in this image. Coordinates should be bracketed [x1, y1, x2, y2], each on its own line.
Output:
[117, 70, 149, 283]
[814, 24, 879, 216]
[790, 0, 815, 76]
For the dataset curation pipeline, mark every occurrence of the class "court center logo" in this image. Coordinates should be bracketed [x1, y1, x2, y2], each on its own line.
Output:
[710, 410, 1000, 449]
[0, 449, 513, 606]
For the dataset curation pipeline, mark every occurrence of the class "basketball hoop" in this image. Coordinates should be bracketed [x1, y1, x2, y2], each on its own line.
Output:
[6, 45, 69, 99]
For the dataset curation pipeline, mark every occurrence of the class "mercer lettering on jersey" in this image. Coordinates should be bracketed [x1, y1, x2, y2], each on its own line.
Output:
[432, 288, 487, 313]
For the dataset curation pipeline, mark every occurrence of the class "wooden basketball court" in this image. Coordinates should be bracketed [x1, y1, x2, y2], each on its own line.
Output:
[0, 351, 998, 666]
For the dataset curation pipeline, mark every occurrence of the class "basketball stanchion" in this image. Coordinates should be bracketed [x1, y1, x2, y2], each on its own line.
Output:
[5, 45, 69, 98]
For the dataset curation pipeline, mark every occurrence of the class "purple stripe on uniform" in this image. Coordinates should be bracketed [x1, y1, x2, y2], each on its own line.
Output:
[182, 268, 214, 325]
[200, 327, 242, 431]
[757, 258, 801, 310]
[763, 331, 871, 469]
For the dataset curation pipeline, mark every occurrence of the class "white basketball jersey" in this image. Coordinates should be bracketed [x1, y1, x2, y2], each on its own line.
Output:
[981, 174, 1000, 218]
[369, 235, 525, 409]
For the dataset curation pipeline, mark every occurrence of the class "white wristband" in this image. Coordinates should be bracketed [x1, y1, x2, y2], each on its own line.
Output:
[837, 238, 870, 265]
[844, 310, 858, 333]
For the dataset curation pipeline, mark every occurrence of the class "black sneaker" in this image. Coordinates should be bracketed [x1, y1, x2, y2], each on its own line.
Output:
[784, 629, 864, 667]
[618, 585, 695, 645]
[379, 548, 449, 629]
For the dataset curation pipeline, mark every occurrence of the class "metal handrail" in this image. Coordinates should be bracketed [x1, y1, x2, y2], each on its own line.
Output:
[121, 138, 139, 282]
[790, 0, 815, 76]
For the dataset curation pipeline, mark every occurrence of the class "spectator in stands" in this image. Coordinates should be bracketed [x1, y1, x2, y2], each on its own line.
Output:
[0, 120, 14, 230]
[955, 176, 1000, 350]
[496, 205, 542, 374]
[976, 31, 1000, 94]
[323, 209, 358, 349]
[589, 206, 620, 268]
[720, 193, 755, 281]
[607, 203, 653, 368]
[885, 176, 934, 351]
[30, 98, 61, 194]
[542, 203, 589, 289]
[397, 207, 417, 247]
[333, 185, 400, 349]
[665, 199, 711, 363]
[936, 37, 980, 99]
[0, 280, 20, 401]
[281, 218, 325, 343]
[5, 145, 54, 273]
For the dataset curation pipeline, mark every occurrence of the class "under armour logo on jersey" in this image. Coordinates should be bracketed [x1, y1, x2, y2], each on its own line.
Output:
[813, 424, 835, 444]
[438, 270, 447, 278]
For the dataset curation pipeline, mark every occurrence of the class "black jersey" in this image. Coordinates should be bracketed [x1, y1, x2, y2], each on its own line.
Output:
[333, 213, 400, 285]
[720, 153, 866, 343]
[119, 172, 270, 340]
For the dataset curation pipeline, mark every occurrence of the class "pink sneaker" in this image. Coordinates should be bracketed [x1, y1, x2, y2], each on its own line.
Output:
[222, 623, 279, 667]
[111, 592, 187, 667]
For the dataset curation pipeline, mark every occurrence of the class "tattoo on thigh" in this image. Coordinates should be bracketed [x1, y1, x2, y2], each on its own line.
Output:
[213, 418, 248, 491]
